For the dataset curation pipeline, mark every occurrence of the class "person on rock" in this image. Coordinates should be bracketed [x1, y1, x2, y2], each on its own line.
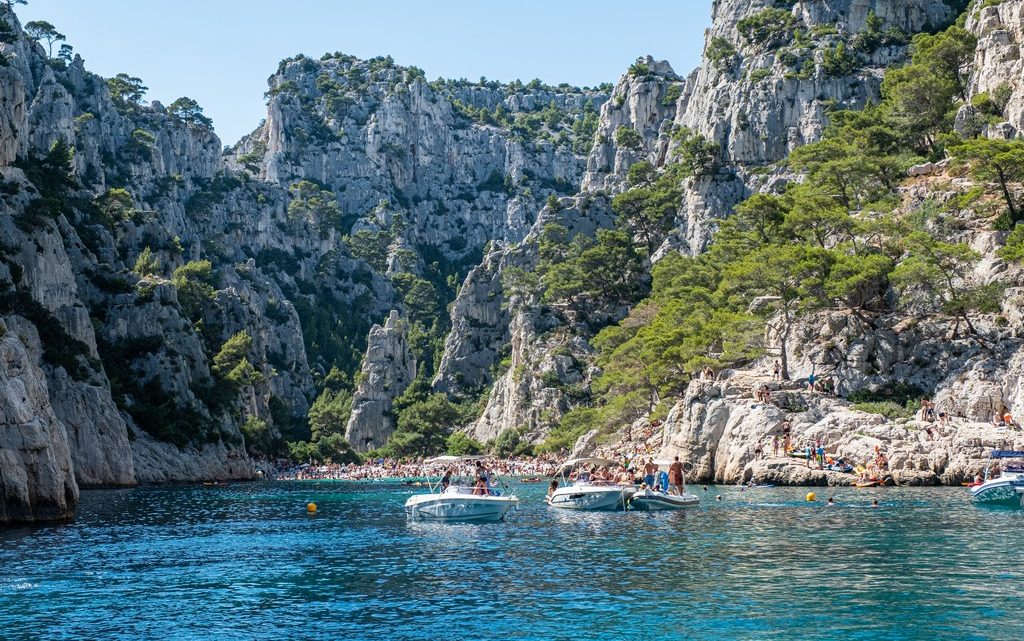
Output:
[772, 360, 781, 381]
[772, 434, 780, 457]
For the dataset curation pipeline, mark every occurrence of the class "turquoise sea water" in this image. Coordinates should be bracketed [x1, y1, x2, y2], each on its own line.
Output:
[1, 482, 1022, 641]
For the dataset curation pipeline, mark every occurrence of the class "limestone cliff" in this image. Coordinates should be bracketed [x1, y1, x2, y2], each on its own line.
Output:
[3, 0, 1018, 523]
[442, 0, 965, 446]
[964, 0, 1024, 137]
[345, 311, 416, 451]
[0, 317, 77, 523]
[232, 54, 607, 253]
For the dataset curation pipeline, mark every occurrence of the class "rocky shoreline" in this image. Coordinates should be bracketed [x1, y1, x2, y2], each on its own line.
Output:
[583, 370, 1023, 488]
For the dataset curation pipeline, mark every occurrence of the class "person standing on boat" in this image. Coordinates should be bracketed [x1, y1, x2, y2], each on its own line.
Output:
[643, 458, 657, 488]
[668, 456, 685, 496]
[441, 467, 453, 490]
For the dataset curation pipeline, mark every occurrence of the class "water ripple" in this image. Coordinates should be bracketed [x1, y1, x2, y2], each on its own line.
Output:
[1, 483, 1022, 640]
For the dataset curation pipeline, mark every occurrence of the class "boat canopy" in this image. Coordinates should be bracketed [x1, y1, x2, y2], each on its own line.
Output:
[558, 457, 620, 471]
[424, 455, 492, 464]
[990, 450, 1024, 459]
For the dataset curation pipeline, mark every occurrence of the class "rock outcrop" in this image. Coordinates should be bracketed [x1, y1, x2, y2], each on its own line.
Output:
[0, 317, 78, 524]
[965, 0, 1024, 137]
[653, 373, 1023, 486]
[345, 311, 416, 451]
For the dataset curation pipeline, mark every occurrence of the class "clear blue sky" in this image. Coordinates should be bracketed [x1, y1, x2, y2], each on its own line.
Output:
[18, 1, 713, 145]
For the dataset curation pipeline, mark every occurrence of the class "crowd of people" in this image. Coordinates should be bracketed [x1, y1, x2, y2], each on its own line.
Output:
[270, 455, 559, 482]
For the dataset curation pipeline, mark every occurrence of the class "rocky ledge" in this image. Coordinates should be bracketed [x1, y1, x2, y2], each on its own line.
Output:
[590, 371, 1023, 487]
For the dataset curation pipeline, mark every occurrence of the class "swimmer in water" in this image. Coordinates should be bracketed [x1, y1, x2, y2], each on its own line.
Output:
[826, 497, 835, 506]
[871, 499, 879, 508]
[716, 495, 722, 501]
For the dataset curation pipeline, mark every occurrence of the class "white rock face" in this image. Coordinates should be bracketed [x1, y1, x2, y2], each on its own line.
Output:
[966, 0, 1024, 137]
[0, 317, 78, 524]
[677, 0, 954, 166]
[657, 374, 1024, 486]
[345, 311, 416, 451]
[582, 57, 682, 192]
[131, 434, 254, 483]
[47, 368, 135, 487]
[436, 195, 614, 444]
[235, 55, 608, 252]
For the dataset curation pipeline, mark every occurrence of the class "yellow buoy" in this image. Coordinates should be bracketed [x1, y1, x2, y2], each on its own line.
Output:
[806, 492, 817, 502]
[307, 502, 317, 513]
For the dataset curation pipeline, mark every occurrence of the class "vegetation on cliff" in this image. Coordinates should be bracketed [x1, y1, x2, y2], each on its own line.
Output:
[544, 14, 1021, 451]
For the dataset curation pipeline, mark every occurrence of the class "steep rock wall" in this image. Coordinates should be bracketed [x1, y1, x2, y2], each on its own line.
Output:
[345, 310, 416, 451]
[0, 317, 78, 524]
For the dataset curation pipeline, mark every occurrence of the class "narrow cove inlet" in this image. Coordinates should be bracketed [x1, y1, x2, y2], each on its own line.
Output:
[2, 483, 1022, 640]
[3, 0, 1024, 638]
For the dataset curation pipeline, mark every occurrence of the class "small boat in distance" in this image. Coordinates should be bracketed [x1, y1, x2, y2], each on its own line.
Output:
[404, 455, 519, 522]
[546, 457, 635, 511]
[970, 451, 1024, 507]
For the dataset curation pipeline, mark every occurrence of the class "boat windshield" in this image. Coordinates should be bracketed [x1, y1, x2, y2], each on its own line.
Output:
[419, 456, 509, 496]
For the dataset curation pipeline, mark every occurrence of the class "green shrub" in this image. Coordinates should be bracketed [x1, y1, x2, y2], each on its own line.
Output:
[627, 58, 652, 77]
[446, 431, 483, 456]
[241, 416, 273, 454]
[540, 369, 562, 388]
[614, 126, 643, 151]
[846, 382, 925, 406]
[737, 8, 798, 49]
[706, 37, 737, 72]
[823, 42, 859, 77]
[492, 427, 534, 457]
[172, 259, 215, 320]
[663, 84, 683, 106]
[851, 401, 916, 420]
[132, 246, 160, 277]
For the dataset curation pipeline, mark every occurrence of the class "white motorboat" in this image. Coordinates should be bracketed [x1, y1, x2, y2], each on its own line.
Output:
[405, 455, 519, 522]
[546, 457, 635, 511]
[629, 487, 700, 510]
[629, 459, 699, 511]
[970, 451, 1024, 507]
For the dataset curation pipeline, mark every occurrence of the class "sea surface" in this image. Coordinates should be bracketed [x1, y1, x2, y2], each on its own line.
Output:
[1, 481, 1022, 641]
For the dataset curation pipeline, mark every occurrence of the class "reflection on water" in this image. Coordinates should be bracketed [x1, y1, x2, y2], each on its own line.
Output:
[1, 482, 1022, 641]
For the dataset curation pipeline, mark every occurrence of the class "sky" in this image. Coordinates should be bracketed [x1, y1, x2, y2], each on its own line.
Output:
[17, 1, 713, 145]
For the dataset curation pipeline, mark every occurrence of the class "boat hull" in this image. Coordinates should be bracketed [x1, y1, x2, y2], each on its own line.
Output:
[630, 490, 699, 511]
[404, 494, 518, 522]
[970, 476, 1024, 506]
[546, 485, 635, 511]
